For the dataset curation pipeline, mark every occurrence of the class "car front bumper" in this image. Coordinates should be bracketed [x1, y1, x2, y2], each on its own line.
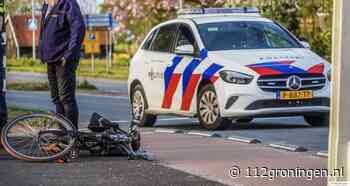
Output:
[215, 79, 331, 118]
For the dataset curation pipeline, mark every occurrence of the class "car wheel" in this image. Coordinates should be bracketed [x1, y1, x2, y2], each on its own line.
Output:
[197, 84, 231, 130]
[304, 114, 329, 127]
[131, 84, 157, 127]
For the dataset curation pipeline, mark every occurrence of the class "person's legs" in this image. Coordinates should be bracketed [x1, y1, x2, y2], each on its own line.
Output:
[47, 63, 64, 115]
[56, 61, 79, 128]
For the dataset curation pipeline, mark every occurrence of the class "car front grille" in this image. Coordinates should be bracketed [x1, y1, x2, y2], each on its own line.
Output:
[257, 74, 326, 92]
[245, 98, 330, 110]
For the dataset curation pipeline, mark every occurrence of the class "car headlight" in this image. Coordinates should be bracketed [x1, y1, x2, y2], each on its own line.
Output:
[327, 69, 331, 82]
[219, 70, 254, 84]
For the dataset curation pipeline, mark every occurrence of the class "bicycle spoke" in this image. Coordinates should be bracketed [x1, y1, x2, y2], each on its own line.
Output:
[2, 114, 77, 161]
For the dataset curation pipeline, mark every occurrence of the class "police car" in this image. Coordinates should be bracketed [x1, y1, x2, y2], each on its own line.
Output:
[128, 8, 331, 130]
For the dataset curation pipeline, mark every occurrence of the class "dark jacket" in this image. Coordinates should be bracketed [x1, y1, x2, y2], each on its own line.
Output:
[38, 0, 86, 63]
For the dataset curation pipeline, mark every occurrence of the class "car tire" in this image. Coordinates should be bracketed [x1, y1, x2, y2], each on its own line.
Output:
[304, 114, 329, 127]
[197, 84, 231, 130]
[131, 84, 157, 127]
[236, 118, 253, 123]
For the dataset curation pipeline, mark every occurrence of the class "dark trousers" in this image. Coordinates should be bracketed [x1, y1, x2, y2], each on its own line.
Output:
[0, 68, 7, 129]
[47, 61, 79, 128]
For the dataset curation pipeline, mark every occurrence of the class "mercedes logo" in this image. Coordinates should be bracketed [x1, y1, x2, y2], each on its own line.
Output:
[287, 75, 302, 90]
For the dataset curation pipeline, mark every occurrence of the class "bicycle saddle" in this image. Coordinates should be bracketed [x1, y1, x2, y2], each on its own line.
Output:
[89, 113, 119, 132]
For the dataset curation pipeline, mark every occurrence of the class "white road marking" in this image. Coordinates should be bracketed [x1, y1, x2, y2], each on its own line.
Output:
[113, 117, 192, 123]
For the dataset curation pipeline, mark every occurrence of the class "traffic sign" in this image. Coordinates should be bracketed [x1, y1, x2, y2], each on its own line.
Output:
[28, 19, 38, 31]
[88, 33, 96, 41]
[85, 13, 118, 29]
[85, 44, 100, 54]
[84, 31, 101, 54]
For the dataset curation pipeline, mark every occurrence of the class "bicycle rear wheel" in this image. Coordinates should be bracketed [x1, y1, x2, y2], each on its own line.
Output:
[1, 113, 77, 162]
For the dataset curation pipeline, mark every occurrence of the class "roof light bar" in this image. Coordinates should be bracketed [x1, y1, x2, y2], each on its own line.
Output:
[178, 7, 260, 16]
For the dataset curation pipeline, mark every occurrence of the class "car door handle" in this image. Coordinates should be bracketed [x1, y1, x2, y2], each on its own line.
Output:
[151, 60, 164, 63]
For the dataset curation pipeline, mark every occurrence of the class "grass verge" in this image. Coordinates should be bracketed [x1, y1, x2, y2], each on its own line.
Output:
[8, 80, 97, 91]
[7, 57, 130, 80]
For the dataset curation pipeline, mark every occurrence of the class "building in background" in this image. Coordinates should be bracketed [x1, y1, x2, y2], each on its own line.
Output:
[6, 0, 111, 58]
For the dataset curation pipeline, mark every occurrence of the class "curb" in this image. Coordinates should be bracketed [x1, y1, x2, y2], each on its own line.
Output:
[187, 132, 222, 138]
[227, 136, 261, 144]
[269, 143, 307, 152]
[142, 131, 155, 135]
[155, 129, 184, 134]
[315, 151, 328, 158]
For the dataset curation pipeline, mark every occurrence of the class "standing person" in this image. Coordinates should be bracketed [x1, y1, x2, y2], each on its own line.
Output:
[0, 34, 6, 133]
[38, 0, 85, 129]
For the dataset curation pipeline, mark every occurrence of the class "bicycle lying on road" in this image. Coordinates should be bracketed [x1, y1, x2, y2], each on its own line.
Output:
[1, 112, 152, 162]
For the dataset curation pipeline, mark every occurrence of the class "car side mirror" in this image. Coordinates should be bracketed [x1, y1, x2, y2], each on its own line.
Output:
[299, 38, 311, 49]
[175, 44, 195, 56]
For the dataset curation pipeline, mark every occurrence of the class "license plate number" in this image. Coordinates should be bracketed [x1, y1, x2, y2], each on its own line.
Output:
[278, 90, 313, 100]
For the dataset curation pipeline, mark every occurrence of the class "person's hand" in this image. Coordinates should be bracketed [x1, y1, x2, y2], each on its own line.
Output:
[61, 57, 67, 66]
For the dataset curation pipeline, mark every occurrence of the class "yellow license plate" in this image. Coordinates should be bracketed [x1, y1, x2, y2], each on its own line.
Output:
[278, 90, 313, 100]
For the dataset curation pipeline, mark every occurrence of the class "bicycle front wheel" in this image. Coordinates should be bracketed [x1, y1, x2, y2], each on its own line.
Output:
[1, 113, 77, 162]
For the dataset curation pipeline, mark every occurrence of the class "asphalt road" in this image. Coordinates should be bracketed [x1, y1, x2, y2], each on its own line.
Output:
[0, 151, 225, 186]
[7, 90, 329, 153]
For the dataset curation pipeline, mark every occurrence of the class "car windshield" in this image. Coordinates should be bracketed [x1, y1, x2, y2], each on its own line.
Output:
[198, 21, 302, 51]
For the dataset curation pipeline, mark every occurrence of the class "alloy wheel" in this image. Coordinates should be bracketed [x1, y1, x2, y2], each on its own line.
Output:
[199, 90, 219, 125]
[132, 90, 145, 120]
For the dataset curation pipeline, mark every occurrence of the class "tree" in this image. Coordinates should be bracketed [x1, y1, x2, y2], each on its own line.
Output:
[104, 0, 333, 60]
[6, 0, 32, 14]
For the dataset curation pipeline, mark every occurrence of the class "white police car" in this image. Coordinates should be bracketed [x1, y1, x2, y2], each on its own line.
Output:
[128, 8, 331, 130]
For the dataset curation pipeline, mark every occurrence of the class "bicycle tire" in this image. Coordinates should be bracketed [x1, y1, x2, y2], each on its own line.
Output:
[1, 113, 78, 162]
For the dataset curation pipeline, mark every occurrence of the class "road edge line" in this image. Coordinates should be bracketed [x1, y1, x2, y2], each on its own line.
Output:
[155, 129, 184, 134]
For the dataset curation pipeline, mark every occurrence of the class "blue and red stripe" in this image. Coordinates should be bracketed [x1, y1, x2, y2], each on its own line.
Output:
[161, 56, 183, 109]
[164, 56, 183, 91]
[181, 74, 201, 111]
[307, 63, 324, 74]
[180, 49, 208, 111]
[247, 61, 310, 75]
[162, 73, 182, 109]
[202, 63, 224, 83]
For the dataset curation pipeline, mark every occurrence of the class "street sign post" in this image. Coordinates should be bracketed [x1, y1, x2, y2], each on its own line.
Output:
[31, 0, 36, 59]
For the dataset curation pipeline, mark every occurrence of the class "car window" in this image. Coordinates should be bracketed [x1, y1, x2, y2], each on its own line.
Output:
[150, 24, 178, 53]
[198, 21, 302, 51]
[142, 30, 157, 50]
[175, 25, 197, 49]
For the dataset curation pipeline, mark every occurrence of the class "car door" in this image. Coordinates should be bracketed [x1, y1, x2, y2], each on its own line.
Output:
[144, 23, 179, 109]
[169, 24, 201, 112]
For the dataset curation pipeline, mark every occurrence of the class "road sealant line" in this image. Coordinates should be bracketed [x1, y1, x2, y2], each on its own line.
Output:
[269, 143, 307, 152]
[315, 151, 328, 158]
[227, 136, 261, 144]
[155, 129, 184, 134]
[187, 132, 222, 138]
